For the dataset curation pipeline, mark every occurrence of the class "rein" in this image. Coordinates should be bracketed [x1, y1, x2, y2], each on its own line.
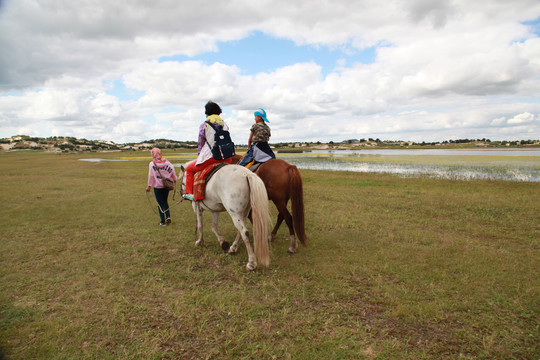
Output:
[145, 189, 184, 216]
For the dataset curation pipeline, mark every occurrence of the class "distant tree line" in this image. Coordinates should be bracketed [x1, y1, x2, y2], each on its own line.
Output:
[1, 135, 539, 152]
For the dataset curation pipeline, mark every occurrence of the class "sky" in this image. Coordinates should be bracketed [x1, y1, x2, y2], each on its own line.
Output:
[1, 0, 540, 144]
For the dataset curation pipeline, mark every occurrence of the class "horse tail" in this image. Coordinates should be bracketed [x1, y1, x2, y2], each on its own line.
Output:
[246, 172, 270, 267]
[288, 165, 307, 246]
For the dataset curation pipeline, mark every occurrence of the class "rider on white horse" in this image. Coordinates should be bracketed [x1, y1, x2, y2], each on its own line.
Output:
[183, 101, 233, 201]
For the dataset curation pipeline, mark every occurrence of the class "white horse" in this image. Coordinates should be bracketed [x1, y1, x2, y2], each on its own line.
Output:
[178, 164, 270, 271]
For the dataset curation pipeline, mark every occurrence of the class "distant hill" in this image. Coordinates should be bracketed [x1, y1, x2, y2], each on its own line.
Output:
[1, 135, 539, 153]
[0, 136, 198, 152]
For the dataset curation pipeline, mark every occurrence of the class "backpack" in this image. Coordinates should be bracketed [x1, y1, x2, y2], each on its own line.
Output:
[205, 121, 235, 160]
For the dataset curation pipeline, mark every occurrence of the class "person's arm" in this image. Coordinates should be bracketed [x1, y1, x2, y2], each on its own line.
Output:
[197, 122, 206, 154]
[168, 161, 178, 182]
[247, 130, 254, 148]
[146, 163, 153, 192]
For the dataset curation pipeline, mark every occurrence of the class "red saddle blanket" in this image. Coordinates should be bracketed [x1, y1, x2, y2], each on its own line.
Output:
[193, 163, 228, 201]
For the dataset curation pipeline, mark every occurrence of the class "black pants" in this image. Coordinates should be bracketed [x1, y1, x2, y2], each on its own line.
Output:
[153, 188, 170, 223]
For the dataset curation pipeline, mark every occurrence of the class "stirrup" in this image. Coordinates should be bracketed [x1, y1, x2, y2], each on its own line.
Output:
[183, 193, 194, 201]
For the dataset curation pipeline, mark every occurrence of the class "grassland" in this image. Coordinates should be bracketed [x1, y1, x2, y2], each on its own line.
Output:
[1, 150, 539, 359]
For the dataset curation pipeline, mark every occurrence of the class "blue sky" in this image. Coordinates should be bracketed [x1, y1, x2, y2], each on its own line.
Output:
[107, 31, 378, 101]
[0, 1, 539, 144]
[159, 31, 377, 77]
[524, 18, 540, 36]
[106, 80, 145, 102]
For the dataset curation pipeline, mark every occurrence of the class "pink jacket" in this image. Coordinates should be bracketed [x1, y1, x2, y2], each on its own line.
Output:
[147, 161, 178, 188]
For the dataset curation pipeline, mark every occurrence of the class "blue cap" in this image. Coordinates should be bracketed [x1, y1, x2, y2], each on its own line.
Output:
[254, 108, 269, 122]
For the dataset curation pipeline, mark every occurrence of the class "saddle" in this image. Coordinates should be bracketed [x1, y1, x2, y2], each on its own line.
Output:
[193, 163, 228, 201]
[246, 161, 262, 172]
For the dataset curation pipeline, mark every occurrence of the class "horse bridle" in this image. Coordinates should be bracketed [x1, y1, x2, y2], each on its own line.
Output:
[177, 167, 186, 200]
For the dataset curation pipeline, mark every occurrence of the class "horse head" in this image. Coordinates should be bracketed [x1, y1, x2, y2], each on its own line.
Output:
[177, 165, 186, 198]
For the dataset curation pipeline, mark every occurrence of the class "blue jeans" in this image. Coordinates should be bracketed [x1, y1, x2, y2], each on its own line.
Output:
[154, 188, 170, 223]
[238, 145, 254, 166]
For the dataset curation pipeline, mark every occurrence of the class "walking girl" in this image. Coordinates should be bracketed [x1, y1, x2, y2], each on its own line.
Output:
[146, 148, 177, 226]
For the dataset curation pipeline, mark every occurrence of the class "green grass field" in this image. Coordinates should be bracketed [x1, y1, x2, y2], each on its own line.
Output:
[1, 151, 539, 359]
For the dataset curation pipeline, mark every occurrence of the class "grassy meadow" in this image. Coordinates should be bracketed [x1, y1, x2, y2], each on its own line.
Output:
[1, 150, 539, 359]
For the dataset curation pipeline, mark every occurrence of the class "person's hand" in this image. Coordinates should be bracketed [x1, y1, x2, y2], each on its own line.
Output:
[145, 186, 151, 192]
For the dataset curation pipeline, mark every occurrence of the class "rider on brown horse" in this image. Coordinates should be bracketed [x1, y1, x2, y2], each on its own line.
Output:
[237, 108, 276, 168]
[234, 109, 307, 252]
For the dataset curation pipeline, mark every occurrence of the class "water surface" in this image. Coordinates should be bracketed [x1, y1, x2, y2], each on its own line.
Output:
[80, 149, 540, 182]
[305, 148, 540, 157]
[278, 149, 540, 182]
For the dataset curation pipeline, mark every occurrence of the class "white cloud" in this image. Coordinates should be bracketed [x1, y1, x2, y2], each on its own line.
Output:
[124, 61, 244, 108]
[1, 0, 539, 143]
[508, 112, 536, 124]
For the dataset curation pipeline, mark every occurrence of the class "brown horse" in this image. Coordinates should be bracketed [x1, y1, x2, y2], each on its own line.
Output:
[231, 154, 307, 253]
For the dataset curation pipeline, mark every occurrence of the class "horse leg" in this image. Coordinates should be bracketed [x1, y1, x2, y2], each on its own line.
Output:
[230, 214, 257, 271]
[193, 202, 205, 247]
[228, 231, 242, 254]
[210, 212, 230, 251]
[232, 209, 251, 251]
[287, 234, 298, 254]
[274, 200, 298, 253]
[269, 212, 284, 243]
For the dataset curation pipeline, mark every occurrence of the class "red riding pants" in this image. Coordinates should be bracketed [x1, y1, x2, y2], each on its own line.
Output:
[185, 157, 232, 194]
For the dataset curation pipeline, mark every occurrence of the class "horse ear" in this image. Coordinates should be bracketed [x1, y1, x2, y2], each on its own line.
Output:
[180, 165, 185, 171]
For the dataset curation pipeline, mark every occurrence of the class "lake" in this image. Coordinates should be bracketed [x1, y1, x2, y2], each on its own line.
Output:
[305, 149, 540, 156]
[81, 148, 540, 182]
[277, 149, 540, 182]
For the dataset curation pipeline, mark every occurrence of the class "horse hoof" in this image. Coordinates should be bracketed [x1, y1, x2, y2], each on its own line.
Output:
[246, 264, 256, 271]
[195, 240, 203, 247]
[221, 241, 230, 252]
[287, 248, 297, 254]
